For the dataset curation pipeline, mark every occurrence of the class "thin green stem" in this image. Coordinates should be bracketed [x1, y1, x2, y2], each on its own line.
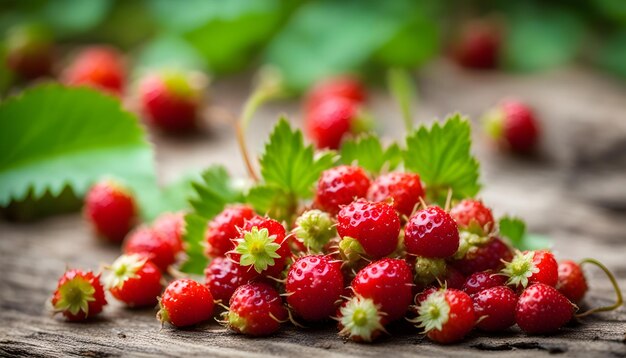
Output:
[575, 258, 623, 318]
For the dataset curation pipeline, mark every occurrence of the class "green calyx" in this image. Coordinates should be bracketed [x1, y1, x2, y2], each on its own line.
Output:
[294, 209, 336, 252]
[227, 311, 248, 334]
[54, 277, 96, 316]
[339, 237, 365, 264]
[415, 290, 450, 333]
[104, 254, 146, 290]
[339, 296, 384, 342]
[235, 227, 281, 273]
[161, 71, 199, 100]
[414, 257, 447, 286]
[482, 107, 505, 140]
[454, 231, 491, 259]
[502, 251, 538, 288]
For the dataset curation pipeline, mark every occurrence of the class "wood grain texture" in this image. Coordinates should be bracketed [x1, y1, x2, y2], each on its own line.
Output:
[1, 61, 626, 357]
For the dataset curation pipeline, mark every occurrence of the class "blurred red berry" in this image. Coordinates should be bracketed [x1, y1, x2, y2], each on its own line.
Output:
[84, 180, 136, 243]
[63, 46, 125, 95]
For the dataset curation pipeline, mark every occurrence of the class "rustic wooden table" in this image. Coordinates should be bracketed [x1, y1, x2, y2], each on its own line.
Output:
[1, 62, 626, 357]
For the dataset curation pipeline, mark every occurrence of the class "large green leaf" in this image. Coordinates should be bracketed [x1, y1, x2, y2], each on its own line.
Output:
[0, 84, 154, 207]
[340, 134, 401, 175]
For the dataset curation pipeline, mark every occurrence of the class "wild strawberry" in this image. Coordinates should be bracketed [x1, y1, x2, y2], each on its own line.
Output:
[292, 209, 336, 253]
[315, 165, 371, 215]
[463, 270, 507, 296]
[367, 172, 424, 218]
[404, 206, 459, 258]
[556, 260, 588, 303]
[306, 97, 362, 150]
[411, 256, 447, 287]
[224, 282, 287, 336]
[415, 286, 439, 305]
[502, 250, 558, 289]
[5, 23, 53, 80]
[472, 286, 517, 331]
[157, 278, 214, 328]
[139, 70, 205, 132]
[51, 269, 107, 321]
[124, 226, 177, 271]
[452, 236, 513, 276]
[286, 255, 344, 322]
[304, 75, 366, 111]
[351, 258, 413, 323]
[104, 254, 162, 307]
[62, 46, 125, 95]
[440, 266, 466, 290]
[449, 199, 494, 235]
[337, 200, 400, 259]
[516, 283, 575, 334]
[483, 99, 540, 154]
[337, 295, 386, 342]
[84, 180, 137, 243]
[412, 288, 475, 344]
[204, 257, 257, 303]
[452, 20, 500, 69]
[204, 205, 255, 258]
[153, 211, 185, 254]
[229, 216, 290, 278]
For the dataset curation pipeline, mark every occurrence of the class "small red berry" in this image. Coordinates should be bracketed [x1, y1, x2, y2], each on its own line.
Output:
[452, 20, 500, 69]
[439, 266, 466, 290]
[305, 75, 366, 111]
[502, 250, 558, 289]
[556, 260, 588, 303]
[352, 258, 413, 323]
[483, 100, 540, 153]
[204, 257, 257, 303]
[337, 200, 400, 259]
[104, 254, 162, 307]
[84, 180, 137, 243]
[337, 295, 386, 342]
[516, 283, 575, 334]
[463, 270, 507, 296]
[404, 206, 459, 258]
[306, 97, 361, 150]
[124, 226, 177, 271]
[204, 205, 255, 258]
[413, 288, 475, 344]
[158, 279, 214, 328]
[449, 199, 494, 235]
[5, 23, 53, 80]
[225, 282, 287, 336]
[153, 211, 185, 254]
[452, 236, 513, 276]
[367, 172, 424, 218]
[315, 165, 371, 216]
[63, 46, 125, 95]
[415, 286, 439, 305]
[472, 286, 517, 331]
[286, 255, 344, 322]
[51, 269, 107, 321]
[139, 70, 205, 132]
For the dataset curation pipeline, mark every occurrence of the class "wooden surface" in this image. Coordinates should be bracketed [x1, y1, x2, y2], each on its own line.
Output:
[2, 61, 626, 357]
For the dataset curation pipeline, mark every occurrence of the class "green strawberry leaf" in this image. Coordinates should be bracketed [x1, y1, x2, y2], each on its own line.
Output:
[246, 184, 293, 222]
[181, 165, 244, 274]
[499, 216, 551, 251]
[403, 114, 480, 204]
[340, 134, 402, 174]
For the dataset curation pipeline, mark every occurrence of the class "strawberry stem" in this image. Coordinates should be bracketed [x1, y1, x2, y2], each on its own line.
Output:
[575, 258, 623, 318]
[386, 68, 416, 132]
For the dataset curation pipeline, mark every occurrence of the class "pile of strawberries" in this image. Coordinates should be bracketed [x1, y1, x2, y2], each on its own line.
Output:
[51, 161, 620, 343]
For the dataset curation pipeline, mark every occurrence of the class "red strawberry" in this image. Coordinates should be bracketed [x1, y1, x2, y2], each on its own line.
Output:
[315, 165, 371, 215]
[104, 254, 162, 307]
[306, 97, 362, 150]
[204, 257, 257, 303]
[449, 199, 494, 235]
[5, 23, 53, 80]
[153, 211, 185, 254]
[62, 46, 125, 95]
[84, 180, 137, 243]
[502, 250, 558, 289]
[367, 172, 424, 218]
[124, 226, 177, 271]
[404, 206, 459, 258]
[440, 266, 466, 290]
[472, 286, 517, 331]
[157, 279, 214, 328]
[292, 209, 336, 253]
[205, 205, 255, 258]
[452, 20, 500, 69]
[451, 236, 513, 276]
[412, 288, 475, 344]
[463, 270, 507, 296]
[337, 295, 386, 342]
[51, 269, 107, 321]
[556, 260, 588, 303]
[286, 255, 344, 322]
[352, 258, 413, 322]
[516, 283, 575, 334]
[305, 75, 366, 111]
[415, 286, 439, 305]
[228, 216, 289, 278]
[337, 200, 401, 259]
[224, 282, 287, 336]
[139, 70, 205, 132]
[483, 100, 540, 154]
